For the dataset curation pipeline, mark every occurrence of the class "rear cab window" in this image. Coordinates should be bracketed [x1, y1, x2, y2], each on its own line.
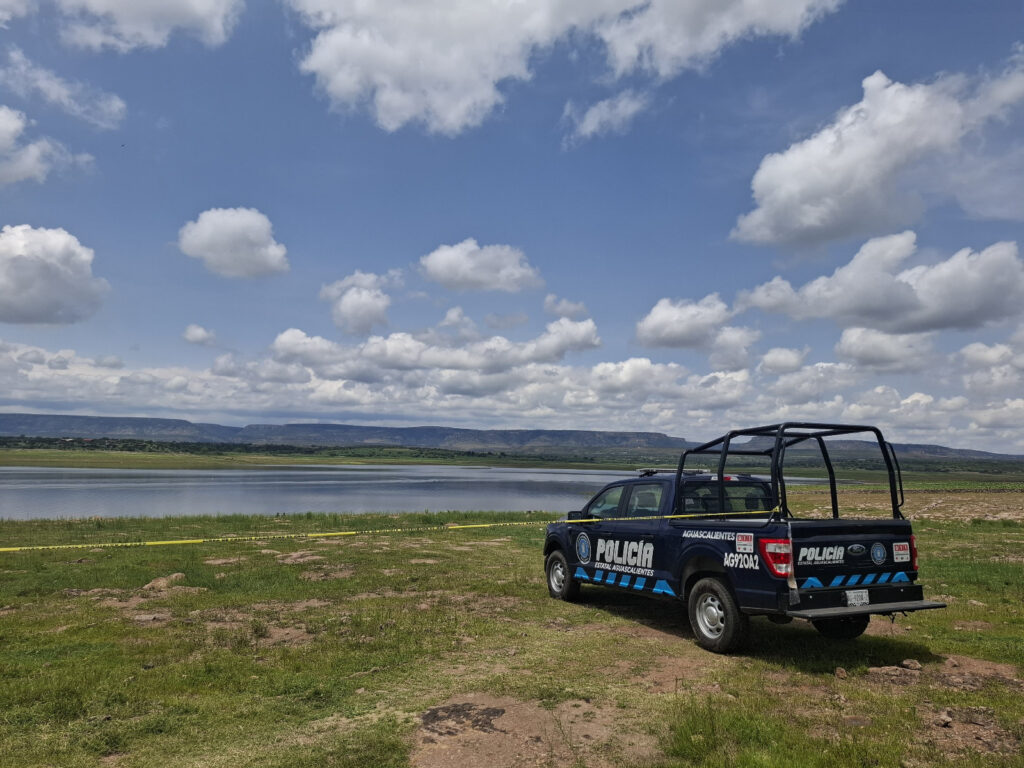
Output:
[681, 481, 773, 518]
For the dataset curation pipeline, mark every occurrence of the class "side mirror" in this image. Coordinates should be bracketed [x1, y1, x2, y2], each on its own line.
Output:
[567, 510, 586, 520]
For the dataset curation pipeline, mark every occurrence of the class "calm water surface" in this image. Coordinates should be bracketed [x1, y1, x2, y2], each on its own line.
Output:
[0, 464, 635, 520]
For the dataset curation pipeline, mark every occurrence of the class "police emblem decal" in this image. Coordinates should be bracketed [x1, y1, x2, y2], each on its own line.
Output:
[870, 542, 886, 565]
[576, 532, 592, 564]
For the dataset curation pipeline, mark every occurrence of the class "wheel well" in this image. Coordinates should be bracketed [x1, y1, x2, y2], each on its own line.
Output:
[681, 558, 731, 600]
[543, 539, 562, 557]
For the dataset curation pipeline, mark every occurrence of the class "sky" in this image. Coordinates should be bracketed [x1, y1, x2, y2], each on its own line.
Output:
[1, 1, 1024, 451]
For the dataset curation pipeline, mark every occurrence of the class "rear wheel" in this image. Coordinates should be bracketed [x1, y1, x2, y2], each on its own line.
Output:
[687, 577, 749, 653]
[545, 550, 580, 601]
[812, 614, 870, 640]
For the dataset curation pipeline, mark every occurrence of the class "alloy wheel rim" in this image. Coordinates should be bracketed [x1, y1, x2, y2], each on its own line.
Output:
[550, 561, 565, 592]
[697, 593, 725, 638]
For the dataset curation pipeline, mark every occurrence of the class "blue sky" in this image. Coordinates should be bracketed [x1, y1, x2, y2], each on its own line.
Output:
[1, 0, 1024, 450]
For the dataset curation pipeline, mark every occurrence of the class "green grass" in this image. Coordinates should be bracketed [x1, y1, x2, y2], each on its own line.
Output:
[1, 494, 1022, 767]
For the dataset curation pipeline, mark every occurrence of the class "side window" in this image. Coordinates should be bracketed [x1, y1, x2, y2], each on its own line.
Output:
[586, 486, 624, 519]
[625, 483, 664, 517]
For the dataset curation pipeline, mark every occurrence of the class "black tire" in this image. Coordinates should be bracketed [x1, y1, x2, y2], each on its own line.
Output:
[811, 614, 870, 640]
[687, 577, 749, 653]
[545, 550, 580, 601]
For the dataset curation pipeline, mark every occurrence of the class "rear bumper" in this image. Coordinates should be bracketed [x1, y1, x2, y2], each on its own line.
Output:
[785, 600, 947, 620]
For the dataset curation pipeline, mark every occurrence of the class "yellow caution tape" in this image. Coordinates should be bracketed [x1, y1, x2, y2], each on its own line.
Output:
[0, 509, 777, 553]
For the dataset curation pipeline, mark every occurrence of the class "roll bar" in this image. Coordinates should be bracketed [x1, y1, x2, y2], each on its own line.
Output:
[673, 423, 905, 520]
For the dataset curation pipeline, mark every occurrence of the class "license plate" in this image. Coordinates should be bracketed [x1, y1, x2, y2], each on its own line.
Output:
[845, 589, 869, 607]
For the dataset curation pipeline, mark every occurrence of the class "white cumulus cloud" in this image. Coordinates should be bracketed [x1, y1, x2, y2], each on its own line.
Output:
[564, 89, 650, 145]
[420, 238, 542, 293]
[740, 232, 1024, 333]
[709, 326, 761, 372]
[287, 0, 840, 136]
[0, 0, 32, 26]
[758, 347, 807, 375]
[319, 269, 400, 335]
[54, 0, 244, 51]
[0, 48, 126, 129]
[183, 324, 215, 345]
[179, 207, 289, 279]
[0, 104, 89, 186]
[834, 327, 933, 372]
[733, 48, 1024, 245]
[635, 293, 733, 347]
[0, 224, 109, 324]
[543, 293, 587, 319]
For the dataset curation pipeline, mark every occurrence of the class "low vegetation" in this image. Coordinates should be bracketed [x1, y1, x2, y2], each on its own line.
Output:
[1, 490, 1022, 767]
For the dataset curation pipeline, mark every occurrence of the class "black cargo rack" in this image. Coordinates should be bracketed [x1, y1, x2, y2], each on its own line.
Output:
[674, 422, 905, 521]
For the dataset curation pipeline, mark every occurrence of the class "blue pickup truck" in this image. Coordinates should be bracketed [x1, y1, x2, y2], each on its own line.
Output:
[543, 423, 945, 652]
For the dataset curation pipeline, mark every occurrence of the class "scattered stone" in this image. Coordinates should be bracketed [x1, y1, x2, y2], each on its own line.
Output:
[900, 659, 923, 671]
[835, 667, 848, 679]
[935, 711, 954, 728]
[865, 665, 920, 685]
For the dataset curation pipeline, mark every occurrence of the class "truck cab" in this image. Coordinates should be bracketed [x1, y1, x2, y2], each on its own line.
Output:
[543, 422, 945, 652]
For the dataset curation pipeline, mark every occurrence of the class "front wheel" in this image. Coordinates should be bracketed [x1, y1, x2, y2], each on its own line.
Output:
[811, 614, 870, 640]
[687, 577, 749, 653]
[545, 550, 580, 601]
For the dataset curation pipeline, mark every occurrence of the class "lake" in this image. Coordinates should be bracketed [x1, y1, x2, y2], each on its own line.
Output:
[0, 464, 635, 520]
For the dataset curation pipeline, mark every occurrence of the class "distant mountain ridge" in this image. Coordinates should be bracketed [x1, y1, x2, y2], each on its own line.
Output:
[0, 413, 690, 453]
[0, 413, 1019, 460]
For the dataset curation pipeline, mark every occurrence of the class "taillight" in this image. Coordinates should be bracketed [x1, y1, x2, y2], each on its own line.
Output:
[910, 534, 918, 571]
[758, 538, 792, 577]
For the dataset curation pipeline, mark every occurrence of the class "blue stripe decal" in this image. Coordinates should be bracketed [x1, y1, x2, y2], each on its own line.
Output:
[830, 575, 845, 588]
[605, 571, 618, 584]
[633, 577, 646, 591]
[574, 567, 590, 581]
[877, 572, 890, 584]
[619, 574, 632, 588]
[652, 580, 676, 597]
[846, 574, 860, 586]
[594, 570, 605, 583]
[891, 571, 910, 583]
[861, 573, 876, 586]
[801, 577, 823, 589]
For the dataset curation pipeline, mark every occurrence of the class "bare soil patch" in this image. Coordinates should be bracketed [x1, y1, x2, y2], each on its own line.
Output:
[203, 557, 246, 566]
[300, 568, 354, 581]
[143, 573, 185, 590]
[901, 492, 1024, 522]
[275, 550, 326, 565]
[411, 693, 659, 768]
[918, 705, 1020, 756]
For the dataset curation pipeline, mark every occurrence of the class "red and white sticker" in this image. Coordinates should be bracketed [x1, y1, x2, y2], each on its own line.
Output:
[893, 542, 911, 563]
[736, 533, 754, 554]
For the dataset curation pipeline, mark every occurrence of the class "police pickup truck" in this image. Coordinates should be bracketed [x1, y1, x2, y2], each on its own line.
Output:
[543, 423, 945, 652]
